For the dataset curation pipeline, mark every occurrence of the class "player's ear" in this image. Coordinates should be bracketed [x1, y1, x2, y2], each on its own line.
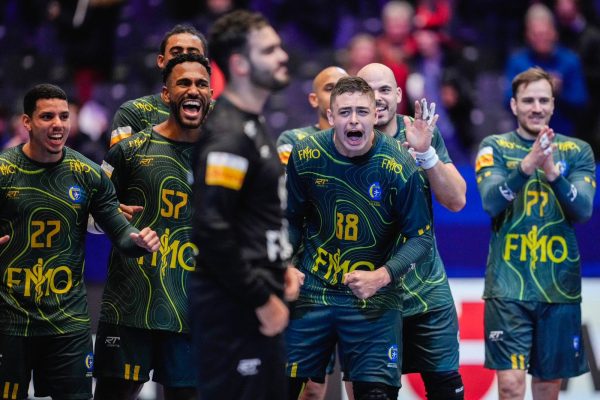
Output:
[327, 108, 334, 126]
[308, 93, 318, 109]
[510, 97, 517, 116]
[21, 114, 32, 133]
[157, 54, 166, 69]
[230, 53, 250, 77]
[161, 85, 170, 104]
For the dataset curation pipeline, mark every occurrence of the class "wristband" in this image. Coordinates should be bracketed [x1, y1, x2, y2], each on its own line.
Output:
[414, 146, 439, 169]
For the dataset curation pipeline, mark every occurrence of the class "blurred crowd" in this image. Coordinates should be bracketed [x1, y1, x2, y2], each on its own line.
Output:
[1, 0, 600, 164]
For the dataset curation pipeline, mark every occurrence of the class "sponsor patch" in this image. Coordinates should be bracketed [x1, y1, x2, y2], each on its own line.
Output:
[205, 152, 249, 191]
[110, 126, 132, 147]
[277, 144, 293, 165]
[101, 161, 114, 178]
[488, 330, 504, 341]
[475, 146, 494, 172]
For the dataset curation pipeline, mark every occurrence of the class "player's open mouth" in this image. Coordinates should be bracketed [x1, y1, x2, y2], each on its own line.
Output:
[346, 130, 363, 144]
[48, 133, 64, 144]
[182, 100, 202, 118]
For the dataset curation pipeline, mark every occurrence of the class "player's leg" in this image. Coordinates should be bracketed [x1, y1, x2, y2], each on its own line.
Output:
[338, 307, 402, 400]
[530, 377, 561, 400]
[153, 331, 197, 400]
[352, 381, 399, 400]
[93, 322, 152, 400]
[0, 334, 32, 400]
[528, 302, 588, 400]
[299, 349, 336, 400]
[420, 371, 464, 400]
[32, 330, 94, 400]
[402, 304, 464, 399]
[286, 301, 336, 400]
[484, 298, 533, 400]
[497, 370, 527, 400]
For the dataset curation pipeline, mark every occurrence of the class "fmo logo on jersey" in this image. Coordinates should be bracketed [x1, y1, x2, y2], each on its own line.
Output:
[6, 258, 73, 302]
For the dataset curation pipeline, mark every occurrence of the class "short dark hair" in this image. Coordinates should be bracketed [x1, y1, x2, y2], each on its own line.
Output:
[512, 67, 555, 99]
[330, 76, 375, 110]
[162, 53, 212, 83]
[23, 84, 67, 117]
[208, 10, 270, 80]
[160, 24, 208, 57]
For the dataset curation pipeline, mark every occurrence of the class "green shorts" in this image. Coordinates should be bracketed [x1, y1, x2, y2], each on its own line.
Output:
[484, 298, 589, 379]
[93, 322, 196, 387]
[402, 303, 460, 373]
[285, 301, 402, 387]
[0, 329, 93, 400]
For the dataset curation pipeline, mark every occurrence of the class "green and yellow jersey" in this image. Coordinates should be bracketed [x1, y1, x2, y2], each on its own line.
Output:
[393, 115, 454, 315]
[276, 125, 320, 165]
[0, 145, 143, 336]
[476, 131, 596, 303]
[110, 94, 170, 147]
[286, 130, 433, 311]
[99, 128, 196, 332]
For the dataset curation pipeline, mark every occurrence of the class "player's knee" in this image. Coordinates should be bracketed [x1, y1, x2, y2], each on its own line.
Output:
[299, 377, 328, 400]
[288, 376, 309, 400]
[352, 381, 399, 400]
[421, 371, 464, 400]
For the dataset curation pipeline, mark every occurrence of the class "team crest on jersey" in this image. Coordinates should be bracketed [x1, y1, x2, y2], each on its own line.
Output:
[368, 182, 382, 201]
[68, 185, 83, 203]
[387, 344, 399, 368]
[85, 352, 94, 375]
[556, 160, 569, 176]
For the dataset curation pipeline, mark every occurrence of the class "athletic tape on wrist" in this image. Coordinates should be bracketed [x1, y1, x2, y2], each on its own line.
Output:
[414, 146, 438, 169]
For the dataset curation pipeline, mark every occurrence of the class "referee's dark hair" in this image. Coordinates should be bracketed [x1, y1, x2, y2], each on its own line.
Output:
[208, 10, 269, 81]
[162, 53, 212, 84]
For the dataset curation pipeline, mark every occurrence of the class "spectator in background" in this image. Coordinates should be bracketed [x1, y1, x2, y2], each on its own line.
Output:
[65, 100, 106, 164]
[341, 33, 379, 76]
[342, 32, 410, 115]
[3, 115, 30, 150]
[414, 0, 452, 31]
[0, 107, 10, 148]
[554, 0, 600, 156]
[48, 0, 124, 103]
[408, 27, 475, 163]
[376, 1, 415, 114]
[504, 3, 587, 136]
